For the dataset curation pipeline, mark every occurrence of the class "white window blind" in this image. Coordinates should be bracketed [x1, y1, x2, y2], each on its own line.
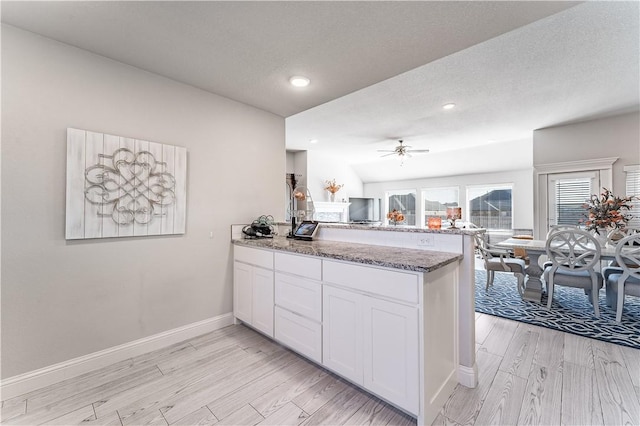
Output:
[625, 165, 640, 230]
[555, 178, 592, 226]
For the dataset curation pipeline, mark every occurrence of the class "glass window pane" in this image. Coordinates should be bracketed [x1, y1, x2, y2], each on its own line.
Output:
[467, 185, 512, 230]
[386, 190, 416, 226]
[423, 187, 459, 222]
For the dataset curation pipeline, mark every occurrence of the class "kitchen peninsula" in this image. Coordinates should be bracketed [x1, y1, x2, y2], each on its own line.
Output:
[231, 224, 480, 426]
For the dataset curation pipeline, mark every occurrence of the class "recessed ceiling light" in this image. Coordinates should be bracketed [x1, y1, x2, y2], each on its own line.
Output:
[289, 76, 310, 87]
[442, 103, 456, 110]
[309, 139, 318, 144]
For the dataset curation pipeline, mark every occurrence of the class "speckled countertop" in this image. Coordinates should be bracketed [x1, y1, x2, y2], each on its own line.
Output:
[318, 223, 483, 235]
[273, 222, 483, 235]
[232, 236, 462, 273]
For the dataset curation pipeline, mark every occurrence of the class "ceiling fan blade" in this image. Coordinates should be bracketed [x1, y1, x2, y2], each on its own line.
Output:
[377, 149, 396, 153]
[405, 153, 413, 158]
[408, 149, 430, 153]
[380, 153, 397, 157]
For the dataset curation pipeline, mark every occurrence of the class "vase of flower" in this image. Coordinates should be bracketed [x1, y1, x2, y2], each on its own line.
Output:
[324, 178, 343, 203]
[582, 188, 634, 242]
[593, 227, 609, 247]
[387, 209, 405, 226]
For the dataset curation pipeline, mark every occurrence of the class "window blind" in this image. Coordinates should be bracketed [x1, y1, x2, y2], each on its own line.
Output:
[626, 166, 640, 229]
[555, 178, 591, 226]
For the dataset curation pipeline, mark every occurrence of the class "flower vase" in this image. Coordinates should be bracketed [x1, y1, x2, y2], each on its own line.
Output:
[329, 192, 336, 202]
[593, 227, 609, 247]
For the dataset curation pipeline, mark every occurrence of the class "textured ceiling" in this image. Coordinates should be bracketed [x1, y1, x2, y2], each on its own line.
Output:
[2, 1, 638, 183]
[287, 1, 640, 182]
[1, 1, 578, 117]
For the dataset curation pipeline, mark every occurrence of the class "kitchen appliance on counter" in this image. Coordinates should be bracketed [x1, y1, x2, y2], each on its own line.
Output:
[242, 215, 275, 239]
[348, 197, 381, 223]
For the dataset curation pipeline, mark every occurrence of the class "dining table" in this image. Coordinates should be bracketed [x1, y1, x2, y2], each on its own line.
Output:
[496, 238, 620, 303]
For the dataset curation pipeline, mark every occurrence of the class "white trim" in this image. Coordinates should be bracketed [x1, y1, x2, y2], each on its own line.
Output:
[533, 157, 618, 239]
[457, 363, 478, 388]
[624, 164, 640, 172]
[534, 157, 618, 174]
[0, 313, 234, 399]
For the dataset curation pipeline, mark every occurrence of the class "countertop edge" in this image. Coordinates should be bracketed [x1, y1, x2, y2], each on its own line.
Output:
[232, 237, 463, 273]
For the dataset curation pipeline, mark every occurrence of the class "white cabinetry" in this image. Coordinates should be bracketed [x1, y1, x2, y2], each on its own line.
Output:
[323, 260, 419, 414]
[274, 253, 323, 363]
[322, 285, 363, 383]
[362, 296, 418, 414]
[233, 245, 274, 337]
[233, 243, 459, 425]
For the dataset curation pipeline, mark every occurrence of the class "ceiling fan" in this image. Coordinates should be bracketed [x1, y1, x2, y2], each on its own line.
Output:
[377, 140, 429, 165]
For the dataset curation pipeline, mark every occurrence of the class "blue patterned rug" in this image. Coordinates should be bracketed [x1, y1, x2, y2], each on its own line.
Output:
[475, 270, 640, 349]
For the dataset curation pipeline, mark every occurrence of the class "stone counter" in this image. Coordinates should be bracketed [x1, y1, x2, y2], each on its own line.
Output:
[232, 236, 462, 273]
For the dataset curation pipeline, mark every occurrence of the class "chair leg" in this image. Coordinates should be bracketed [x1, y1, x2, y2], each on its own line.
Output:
[616, 286, 625, 322]
[515, 273, 524, 296]
[546, 277, 554, 310]
[485, 270, 494, 291]
[591, 279, 600, 318]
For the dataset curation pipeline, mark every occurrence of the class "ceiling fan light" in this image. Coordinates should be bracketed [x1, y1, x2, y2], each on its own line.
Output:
[442, 103, 456, 110]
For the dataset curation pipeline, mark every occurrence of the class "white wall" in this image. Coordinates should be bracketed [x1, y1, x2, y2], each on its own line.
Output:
[306, 150, 364, 202]
[364, 169, 534, 229]
[533, 111, 640, 193]
[1, 25, 285, 378]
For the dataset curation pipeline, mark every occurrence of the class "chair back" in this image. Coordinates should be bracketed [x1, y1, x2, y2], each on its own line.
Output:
[546, 224, 579, 238]
[614, 234, 640, 282]
[607, 228, 634, 247]
[545, 228, 601, 272]
[473, 233, 491, 261]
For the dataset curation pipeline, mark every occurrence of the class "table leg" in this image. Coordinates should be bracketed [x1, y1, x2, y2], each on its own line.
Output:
[522, 252, 544, 302]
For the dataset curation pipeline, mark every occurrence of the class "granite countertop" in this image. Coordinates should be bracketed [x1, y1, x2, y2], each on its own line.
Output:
[274, 222, 484, 235]
[232, 236, 462, 273]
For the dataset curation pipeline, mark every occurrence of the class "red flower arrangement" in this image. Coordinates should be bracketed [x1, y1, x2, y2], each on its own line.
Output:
[582, 188, 634, 234]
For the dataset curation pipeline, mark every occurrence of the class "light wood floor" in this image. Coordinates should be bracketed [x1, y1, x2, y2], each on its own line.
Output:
[2, 315, 639, 426]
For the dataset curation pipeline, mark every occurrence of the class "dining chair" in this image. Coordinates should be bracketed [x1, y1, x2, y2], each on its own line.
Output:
[603, 233, 640, 322]
[474, 233, 526, 295]
[542, 225, 581, 271]
[544, 228, 603, 317]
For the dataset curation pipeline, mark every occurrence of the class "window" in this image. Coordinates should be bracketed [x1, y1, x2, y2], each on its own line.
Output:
[625, 165, 640, 229]
[547, 171, 599, 229]
[467, 185, 512, 230]
[423, 187, 459, 223]
[386, 190, 416, 226]
[554, 178, 592, 226]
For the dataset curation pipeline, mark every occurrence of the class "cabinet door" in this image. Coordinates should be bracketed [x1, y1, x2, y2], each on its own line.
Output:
[233, 262, 252, 324]
[362, 296, 419, 414]
[252, 267, 274, 337]
[322, 285, 363, 384]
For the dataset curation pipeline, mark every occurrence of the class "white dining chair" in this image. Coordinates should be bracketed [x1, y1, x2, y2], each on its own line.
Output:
[603, 233, 640, 322]
[544, 228, 603, 317]
[474, 233, 526, 295]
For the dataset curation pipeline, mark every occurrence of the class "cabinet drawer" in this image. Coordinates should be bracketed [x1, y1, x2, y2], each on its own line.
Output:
[275, 307, 322, 363]
[323, 260, 419, 304]
[275, 272, 322, 322]
[234, 245, 273, 269]
[274, 252, 322, 280]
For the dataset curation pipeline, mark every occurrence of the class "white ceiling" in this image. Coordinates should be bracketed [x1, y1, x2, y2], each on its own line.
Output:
[2, 1, 639, 183]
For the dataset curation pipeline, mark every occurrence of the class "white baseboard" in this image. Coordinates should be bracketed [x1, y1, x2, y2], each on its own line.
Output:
[0, 313, 234, 400]
[457, 363, 478, 388]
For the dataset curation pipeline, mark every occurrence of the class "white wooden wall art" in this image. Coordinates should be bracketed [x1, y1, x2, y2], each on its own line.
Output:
[65, 128, 187, 240]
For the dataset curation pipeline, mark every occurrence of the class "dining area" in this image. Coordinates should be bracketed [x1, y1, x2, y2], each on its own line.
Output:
[473, 225, 640, 353]
[495, 229, 640, 320]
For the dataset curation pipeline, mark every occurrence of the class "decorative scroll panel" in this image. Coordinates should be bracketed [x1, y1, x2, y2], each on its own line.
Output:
[65, 128, 187, 240]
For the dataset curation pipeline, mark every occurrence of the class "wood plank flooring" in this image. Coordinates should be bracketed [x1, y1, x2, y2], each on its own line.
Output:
[2, 315, 639, 426]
